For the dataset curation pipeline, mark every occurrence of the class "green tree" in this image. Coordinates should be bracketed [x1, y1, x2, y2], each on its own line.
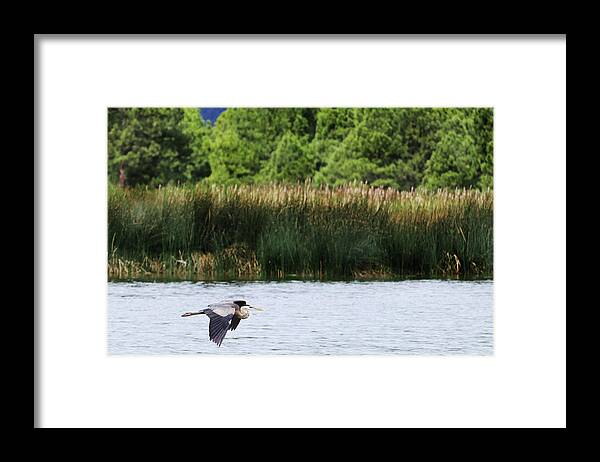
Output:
[178, 108, 212, 181]
[472, 108, 494, 189]
[207, 129, 259, 184]
[107, 108, 193, 187]
[313, 143, 381, 186]
[422, 111, 480, 189]
[314, 108, 412, 188]
[313, 108, 357, 142]
[259, 132, 314, 182]
[421, 109, 493, 189]
[394, 108, 447, 187]
[207, 108, 316, 183]
[107, 107, 493, 190]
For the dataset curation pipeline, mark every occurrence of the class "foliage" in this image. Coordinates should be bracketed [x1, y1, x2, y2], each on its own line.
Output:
[423, 109, 493, 189]
[259, 132, 315, 183]
[107, 108, 195, 187]
[108, 107, 493, 190]
[178, 108, 212, 180]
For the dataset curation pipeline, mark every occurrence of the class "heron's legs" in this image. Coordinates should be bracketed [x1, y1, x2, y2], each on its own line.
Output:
[181, 310, 205, 317]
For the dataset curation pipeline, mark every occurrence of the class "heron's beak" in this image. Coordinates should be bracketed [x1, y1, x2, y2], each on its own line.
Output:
[248, 306, 265, 311]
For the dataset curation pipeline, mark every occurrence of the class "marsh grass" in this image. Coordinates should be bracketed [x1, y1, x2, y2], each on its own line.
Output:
[108, 183, 493, 280]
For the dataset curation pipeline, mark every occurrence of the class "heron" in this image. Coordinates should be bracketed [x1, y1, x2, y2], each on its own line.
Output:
[181, 300, 263, 347]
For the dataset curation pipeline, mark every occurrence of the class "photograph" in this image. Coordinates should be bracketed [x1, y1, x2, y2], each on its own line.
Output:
[36, 35, 565, 428]
[107, 107, 494, 355]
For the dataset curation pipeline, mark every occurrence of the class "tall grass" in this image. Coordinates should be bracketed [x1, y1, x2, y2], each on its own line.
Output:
[108, 183, 493, 280]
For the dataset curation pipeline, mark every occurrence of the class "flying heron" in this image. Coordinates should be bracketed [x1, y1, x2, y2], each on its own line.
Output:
[181, 300, 263, 347]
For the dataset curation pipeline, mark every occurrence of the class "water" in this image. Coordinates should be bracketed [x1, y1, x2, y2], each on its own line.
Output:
[108, 279, 493, 355]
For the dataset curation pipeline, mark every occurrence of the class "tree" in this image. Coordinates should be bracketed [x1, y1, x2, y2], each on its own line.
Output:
[313, 108, 357, 142]
[178, 108, 212, 181]
[206, 108, 316, 184]
[472, 108, 494, 189]
[314, 108, 411, 188]
[259, 132, 314, 183]
[422, 111, 480, 189]
[207, 129, 260, 184]
[107, 108, 193, 187]
[107, 107, 493, 190]
[419, 108, 494, 190]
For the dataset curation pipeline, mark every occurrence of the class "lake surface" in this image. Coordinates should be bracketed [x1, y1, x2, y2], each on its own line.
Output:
[108, 279, 493, 355]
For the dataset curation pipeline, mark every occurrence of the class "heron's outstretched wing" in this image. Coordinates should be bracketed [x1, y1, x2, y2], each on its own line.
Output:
[205, 310, 234, 347]
[229, 316, 241, 331]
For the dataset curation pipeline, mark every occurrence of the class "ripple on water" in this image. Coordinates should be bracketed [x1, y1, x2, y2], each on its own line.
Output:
[108, 279, 493, 355]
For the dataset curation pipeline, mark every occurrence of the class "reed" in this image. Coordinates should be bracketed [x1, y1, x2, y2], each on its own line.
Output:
[108, 183, 493, 280]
